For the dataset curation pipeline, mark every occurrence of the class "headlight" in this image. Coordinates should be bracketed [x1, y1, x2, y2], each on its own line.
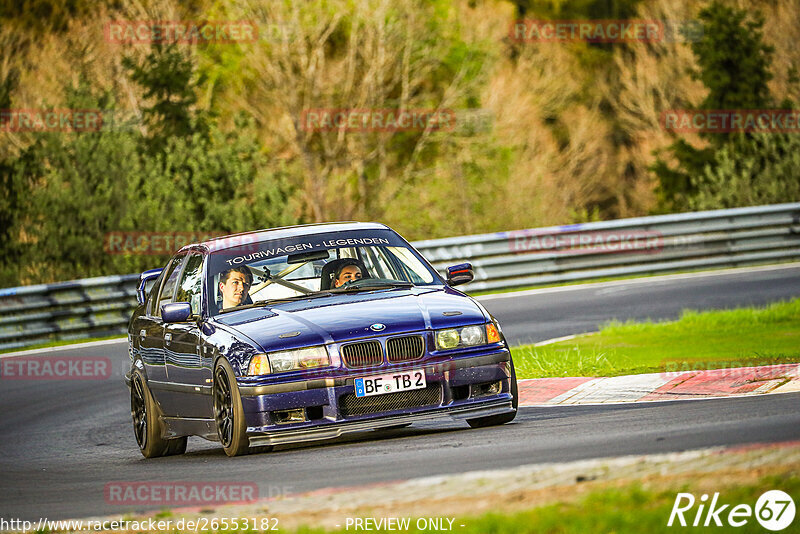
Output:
[435, 324, 494, 350]
[460, 325, 484, 346]
[436, 329, 460, 349]
[267, 346, 330, 373]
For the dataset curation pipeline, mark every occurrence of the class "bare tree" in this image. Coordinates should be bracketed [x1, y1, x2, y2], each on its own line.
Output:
[231, 0, 485, 222]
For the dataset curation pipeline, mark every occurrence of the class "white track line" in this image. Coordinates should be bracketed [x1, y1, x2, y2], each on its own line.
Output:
[533, 333, 597, 346]
[518, 364, 800, 406]
[0, 337, 127, 358]
[520, 388, 800, 407]
[546, 374, 674, 404]
[477, 262, 800, 301]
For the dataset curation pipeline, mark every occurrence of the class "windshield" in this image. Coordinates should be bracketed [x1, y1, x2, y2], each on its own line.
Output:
[205, 229, 441, 315]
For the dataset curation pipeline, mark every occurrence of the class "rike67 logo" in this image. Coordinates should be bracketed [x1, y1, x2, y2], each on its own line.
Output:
[668, 490, 795, 531]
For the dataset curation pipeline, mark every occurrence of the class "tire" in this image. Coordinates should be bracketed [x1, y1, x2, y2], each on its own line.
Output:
[130, 369, 187, 458]
[213, 359, 250, 457]
[466, 356, 518, 429]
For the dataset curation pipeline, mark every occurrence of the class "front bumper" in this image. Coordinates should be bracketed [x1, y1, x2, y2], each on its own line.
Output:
[247, 398, 513, 447]
[239, 349, 514, 446]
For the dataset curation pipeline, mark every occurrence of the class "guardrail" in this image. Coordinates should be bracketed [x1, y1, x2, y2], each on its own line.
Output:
[0, 275, 140, 352]
[1, 203, 798, 351]
[414, 202, 800, 292]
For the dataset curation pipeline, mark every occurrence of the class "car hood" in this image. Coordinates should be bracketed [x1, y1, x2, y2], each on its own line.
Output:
[212, 287, 487, 351]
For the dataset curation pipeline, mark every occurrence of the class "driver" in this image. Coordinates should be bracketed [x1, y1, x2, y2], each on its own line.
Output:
[333, 261, 363, 288]
[218, 266, 253, 310]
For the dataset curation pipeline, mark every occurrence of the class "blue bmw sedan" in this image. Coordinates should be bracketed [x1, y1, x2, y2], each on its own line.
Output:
[126, 222, 517, 457]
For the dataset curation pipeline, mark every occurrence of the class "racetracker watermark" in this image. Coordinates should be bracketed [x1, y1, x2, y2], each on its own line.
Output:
[659, 360, 799, 379]
[510, 19, 703, 43]
[300, 109, 456, 132]
[104, 232, 260, 255]
[508, 230, 663, 255]
[0, 357, 111, 380]
[452, 108, 494, 135]
[0, 109, 140, 132]
[2, 109, 93, 132]
[104, 481, 263, 506]
[668, 490, 795, 530]
[661, 109, 800, 133]
[1, 517, 280, 532]
[105, 20, 258, 44]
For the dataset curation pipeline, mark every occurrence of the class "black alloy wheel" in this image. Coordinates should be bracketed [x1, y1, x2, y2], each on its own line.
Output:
[213, 360, 250, 456]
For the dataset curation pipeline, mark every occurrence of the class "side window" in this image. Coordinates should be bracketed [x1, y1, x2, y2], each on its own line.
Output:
[156, 254, 186, 317]
[145, 272, 164, 316]
[175, 253, 204, 315]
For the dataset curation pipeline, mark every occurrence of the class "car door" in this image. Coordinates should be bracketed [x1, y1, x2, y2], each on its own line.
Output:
[146, 252, 186, 414]
[162, 252, 212, 418]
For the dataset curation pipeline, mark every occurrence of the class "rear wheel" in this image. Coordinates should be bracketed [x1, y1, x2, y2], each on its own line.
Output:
[213, 359, 250, 457]
[130, 370, 187, 458]
[466, 356, 518, 428]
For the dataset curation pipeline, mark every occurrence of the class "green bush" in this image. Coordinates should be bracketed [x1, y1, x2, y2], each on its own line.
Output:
[690, 132, 800, 210]
[0, 48, 297, 286]
[653, 1, 781, 212]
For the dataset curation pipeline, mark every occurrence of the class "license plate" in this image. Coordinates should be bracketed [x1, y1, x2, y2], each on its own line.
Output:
[354, 369, 426, 397]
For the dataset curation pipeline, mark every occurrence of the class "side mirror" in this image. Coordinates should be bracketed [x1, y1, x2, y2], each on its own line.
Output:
[446, 263, 474, 286]
[161, 302, 193, 323]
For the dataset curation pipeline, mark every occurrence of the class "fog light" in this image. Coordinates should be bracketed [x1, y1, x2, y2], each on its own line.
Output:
[472, 381, 502, 397]
[273, 408, 307, 424]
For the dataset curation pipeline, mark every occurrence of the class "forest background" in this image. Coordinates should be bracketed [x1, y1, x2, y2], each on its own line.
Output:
[1, 0, 798, 286]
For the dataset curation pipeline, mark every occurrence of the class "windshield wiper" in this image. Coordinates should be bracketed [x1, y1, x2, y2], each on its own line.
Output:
[332, 280, 414, 293]
[260, 292, 335, 305]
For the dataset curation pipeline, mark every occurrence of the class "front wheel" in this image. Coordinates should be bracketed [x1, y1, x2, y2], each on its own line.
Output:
[213, 359, 250, 457]
[130, 369, 187, 458]
[466, 357, 518, 428]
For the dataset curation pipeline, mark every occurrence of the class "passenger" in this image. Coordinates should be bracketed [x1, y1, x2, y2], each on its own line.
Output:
[333, 262, 363, 288]
[218, 266, 253, 310]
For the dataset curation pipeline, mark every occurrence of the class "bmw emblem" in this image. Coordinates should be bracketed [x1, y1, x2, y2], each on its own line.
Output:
[370, 323, 386, 332]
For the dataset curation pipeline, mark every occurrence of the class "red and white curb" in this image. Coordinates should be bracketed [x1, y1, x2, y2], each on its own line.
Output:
[518, 363, 800, 406]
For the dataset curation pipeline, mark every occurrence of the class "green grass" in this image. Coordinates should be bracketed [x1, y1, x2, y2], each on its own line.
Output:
[455, 474, 800, 534]
[288, 472, 800, 534]
[513, 298, 800, 378]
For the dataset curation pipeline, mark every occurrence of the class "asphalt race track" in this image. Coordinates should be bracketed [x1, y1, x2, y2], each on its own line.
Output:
[1, 265, 799, 521]
[480, 264, 800, 345]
